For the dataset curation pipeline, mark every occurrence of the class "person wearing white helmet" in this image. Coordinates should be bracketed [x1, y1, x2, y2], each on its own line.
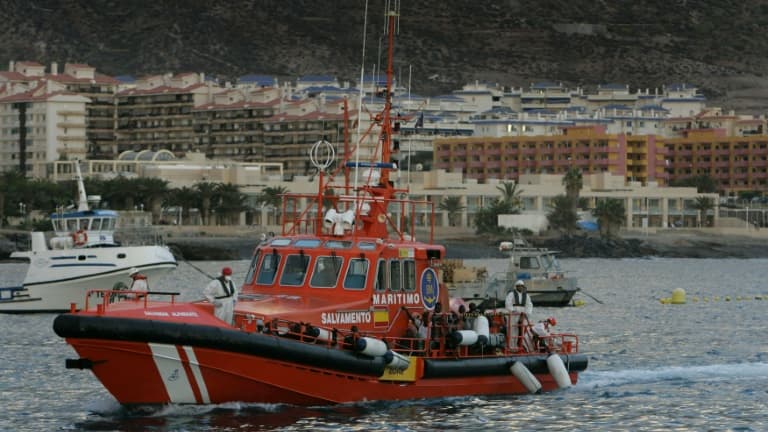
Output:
[505, 279, 533, 316]
[504, 279, 534, 351]
[128, 268, 148, 292]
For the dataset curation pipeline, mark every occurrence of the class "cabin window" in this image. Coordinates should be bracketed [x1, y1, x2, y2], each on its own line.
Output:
[244, 250, 262, 285]
[344, 258, 368, 290]
[67, 219, 78, 231]
[519, 257, 539, 269]
[80, 219, 89, 230]
[403, 260, 416, 292]
[310, 255, 343, 288]
[357, 241, 376, 250]
[103, 218, 115, 230]
[53, 219, 64, 231]
[389, 260, 402, 291]
[280, 253, 309, 286]
[91, 218, 103, 231]
[294, 239, 321, 248]
[325, 240, 352, 249]
[256, 252, 281, 285]
[375, 259, 386, 291]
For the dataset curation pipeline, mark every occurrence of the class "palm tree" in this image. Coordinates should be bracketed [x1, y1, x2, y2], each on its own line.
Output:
[692, 196, 715, 227]
[166, 186, 198, 225]
[257, 186, 288, 224]
[102, 176, 141, 210]
[136, 177, 170, 223]
[546, 195, 579, 235]
[496, 181, 523, 209]
[593, 198, 626, 238]
[438, 196, 465, 227]
[0, 170, 26, 227]
[195, 182, 219, 226]
[562, 167, 583, 213]
[473, 198, 514, 235]
[214, 183, 248, 225]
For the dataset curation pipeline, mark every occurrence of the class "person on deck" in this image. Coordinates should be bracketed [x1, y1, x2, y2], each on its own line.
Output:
[530, 317, 557, 352]
[204, 267, 237, 325]
[505, 279, 533, 316]
[128, 268, 148, 292]
[505, 280, 534, 350]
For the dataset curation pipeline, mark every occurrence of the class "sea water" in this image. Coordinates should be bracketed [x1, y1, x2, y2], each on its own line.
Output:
[1, 258, 767, 431]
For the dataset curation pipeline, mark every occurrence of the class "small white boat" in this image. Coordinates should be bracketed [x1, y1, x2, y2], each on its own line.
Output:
[0, 163, 177, 313]
[447, 239, 580, 307]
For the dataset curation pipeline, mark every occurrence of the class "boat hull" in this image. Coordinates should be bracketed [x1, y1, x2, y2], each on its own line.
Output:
[450, 277, 580, 308]
[2, 245, 177, 313]
[54, 314, 587, 405]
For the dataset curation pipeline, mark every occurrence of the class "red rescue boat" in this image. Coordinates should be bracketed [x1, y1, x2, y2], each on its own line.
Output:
[53, 8, 587, 406]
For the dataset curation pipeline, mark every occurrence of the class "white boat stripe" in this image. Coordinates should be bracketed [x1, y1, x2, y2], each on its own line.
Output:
[148, 343, 197, 403]
[183, 346, 210, 403]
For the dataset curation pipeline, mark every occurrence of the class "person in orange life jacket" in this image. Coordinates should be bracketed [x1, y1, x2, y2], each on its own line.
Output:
[128, 268, 148, 291]
[531, 317, 557, 352]
[505, 280, 533, 350]
[204, 267, 237, 324]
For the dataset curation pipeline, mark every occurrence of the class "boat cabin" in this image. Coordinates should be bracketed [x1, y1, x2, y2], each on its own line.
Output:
[50, 209, 118, 249]
[239, 234, 446, 338]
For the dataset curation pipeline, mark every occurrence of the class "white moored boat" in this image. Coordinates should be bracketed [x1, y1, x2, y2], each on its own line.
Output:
[0, 163, 177, 313]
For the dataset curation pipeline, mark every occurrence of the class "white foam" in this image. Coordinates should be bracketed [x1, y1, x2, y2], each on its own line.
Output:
[574, 362, 768, 390]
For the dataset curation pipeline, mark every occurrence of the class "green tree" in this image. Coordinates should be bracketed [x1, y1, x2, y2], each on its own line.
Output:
[438, 196, 465, 227]
[692, 196, 715, 227]
[256, 185, 288, 224]
[101, 176, 141, 210]
[474, 198, 514, 235]
[136, 177, 170, 223]
[195, 182, 219, 226]
[214, 183, 248, 225]
[546, 195, 579, 235]
[166, 186, 198, 225]
[0, 170, 27, 227]
[593, 198, 626, 238]
[496, 181, 523, 209]
[562, 167, 583, 213]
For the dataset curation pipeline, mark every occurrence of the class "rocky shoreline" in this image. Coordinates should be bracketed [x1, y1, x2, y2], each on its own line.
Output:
[163, 231, 768, 261]
[3, 230, 768, 262]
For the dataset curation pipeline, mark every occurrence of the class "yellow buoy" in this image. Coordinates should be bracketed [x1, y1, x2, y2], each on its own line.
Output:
[671, 288, 686, 304]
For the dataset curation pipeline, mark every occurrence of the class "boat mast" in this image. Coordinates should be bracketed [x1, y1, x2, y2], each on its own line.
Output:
[74, 160, 89, 212]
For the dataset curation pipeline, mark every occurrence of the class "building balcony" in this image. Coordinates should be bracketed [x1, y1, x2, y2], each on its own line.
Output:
[469, 161, 485, 168]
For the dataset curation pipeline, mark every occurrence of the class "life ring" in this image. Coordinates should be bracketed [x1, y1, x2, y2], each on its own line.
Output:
[72, 229, 88, 246]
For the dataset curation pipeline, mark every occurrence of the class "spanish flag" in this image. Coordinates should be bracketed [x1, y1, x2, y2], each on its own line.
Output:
[374, 308, 389, 327]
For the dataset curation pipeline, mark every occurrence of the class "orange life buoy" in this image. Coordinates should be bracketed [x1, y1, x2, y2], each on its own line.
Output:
[72, 229, 88, 246]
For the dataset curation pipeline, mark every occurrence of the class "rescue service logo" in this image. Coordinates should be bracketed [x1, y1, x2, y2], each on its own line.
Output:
[420, 268, 439, 310]
[321, 310, 372, 325]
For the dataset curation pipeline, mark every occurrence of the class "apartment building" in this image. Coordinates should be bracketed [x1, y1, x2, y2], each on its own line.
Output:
[664, 129, 768, 194]
[433, 125, 629, 182]
[0, 79, 89, 177]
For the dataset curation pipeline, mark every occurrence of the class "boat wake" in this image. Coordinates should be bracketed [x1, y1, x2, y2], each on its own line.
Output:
[575, 362, 768, 390]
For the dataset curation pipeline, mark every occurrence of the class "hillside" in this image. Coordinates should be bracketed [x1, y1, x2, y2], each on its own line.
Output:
[3, 1, 768, 112]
